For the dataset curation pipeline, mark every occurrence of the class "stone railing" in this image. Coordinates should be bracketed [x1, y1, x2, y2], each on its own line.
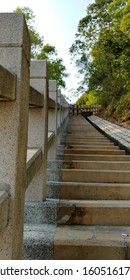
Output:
[0, 13, 69, 259]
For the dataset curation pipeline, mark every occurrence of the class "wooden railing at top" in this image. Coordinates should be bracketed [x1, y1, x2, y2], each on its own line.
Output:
[69, 104, 101, 115]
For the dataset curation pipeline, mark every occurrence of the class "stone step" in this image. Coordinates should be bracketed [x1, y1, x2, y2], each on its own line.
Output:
[59, 182, 130, 200]
[62, 160, 130, 170]
[68, 126, 99, 130]
[53, 115, 130, 260]
[66, 133, 104, 137]
[65, 137, 108, 141]
[63, 141, 115, 145]
[68, 125, 98, 128]
[53, 225, 130, 260]
[64, 148, 125, 155]
[57, 200, 130, 226]
[65, 145, 119, 150]
[62, 169, 130, 183]
[66, 134, 107, 138]
[66, 129, 104, 133]
[63, 154, 130, 161]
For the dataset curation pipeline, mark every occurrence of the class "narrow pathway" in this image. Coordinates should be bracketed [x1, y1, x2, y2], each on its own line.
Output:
[54, 115, 130, 260]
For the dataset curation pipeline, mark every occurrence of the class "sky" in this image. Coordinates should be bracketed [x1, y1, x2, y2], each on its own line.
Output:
[0, 0, 94, 103]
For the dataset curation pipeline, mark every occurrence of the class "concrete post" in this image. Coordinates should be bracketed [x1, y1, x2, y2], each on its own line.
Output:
[64, 99, 69, 120]
[60, 95, 64, 126]
[57, 89, 62, 145]
[60, 95, 69, 125]
[0, 13, 30, 259]
[48, 80, 58, 160]
[25, 60, 48, 201]
[57, 89, 61, 129]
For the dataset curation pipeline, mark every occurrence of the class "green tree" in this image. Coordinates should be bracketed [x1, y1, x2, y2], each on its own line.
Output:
[36, 44, 68, 88]
[76, 91, 98, 106]
[70, 0, 130, 119]
[70, 0, 113, 92]
[14, 6, 68, 88]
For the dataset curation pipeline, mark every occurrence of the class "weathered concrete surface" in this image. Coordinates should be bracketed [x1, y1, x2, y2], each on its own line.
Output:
[24, 195, 59, 260]
[0, 191, 9, 230]
[24, 224, 56, 260]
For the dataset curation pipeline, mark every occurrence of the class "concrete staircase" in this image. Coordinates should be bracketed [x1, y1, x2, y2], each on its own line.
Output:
[53, 115, 130, 260]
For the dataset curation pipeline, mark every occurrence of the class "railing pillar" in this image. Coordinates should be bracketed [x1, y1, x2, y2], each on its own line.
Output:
[48, 80, 58, 160]
[60, 95, 64, 125]
[0, 13, 30, 259]
[57, 89, 61, 128]
[61, 96, 69, 122]
[25, 60, 48, 201]
[57, 89, 62, 144]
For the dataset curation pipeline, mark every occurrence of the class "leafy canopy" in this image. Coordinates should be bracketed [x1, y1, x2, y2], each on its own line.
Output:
[70, 0, 130, 119]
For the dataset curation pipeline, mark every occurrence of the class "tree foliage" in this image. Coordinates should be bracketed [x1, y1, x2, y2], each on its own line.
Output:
[76, 91, 98, 106]
[36, 44, 68, 88]
[70, 0, 130, 120]
[14, 7, 68, 88]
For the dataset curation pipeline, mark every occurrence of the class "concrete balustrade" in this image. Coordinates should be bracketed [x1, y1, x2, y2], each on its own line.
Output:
[0, 13, 30, 259]
[0, 13, 69, 259]
[57, 89, 62, 128]
[25, 60, 48, 201]
[61, 95, 69, 124]
[57, 89, 64, 145]
[48, 80, 58, 159]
